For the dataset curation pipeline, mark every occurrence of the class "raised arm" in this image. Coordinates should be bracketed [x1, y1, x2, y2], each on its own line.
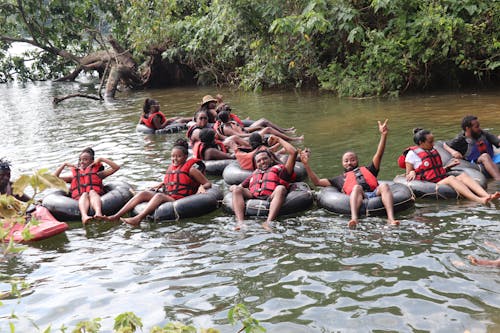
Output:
[268, 135, 297, 176]
[53, 162, 75, 183]
[299, 149, 332, 187]
[372, 119, 388, 170]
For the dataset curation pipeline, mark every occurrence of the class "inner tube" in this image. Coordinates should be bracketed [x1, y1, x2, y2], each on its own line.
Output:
[393, 166, 487, 200]
[222, 182, 314, 217]
[42, 181, 134, 221]
[136, 123, 187, 134]
[222, 161, 307, 185]
[132, 186, 223, 222]
[316, 181, 415, 216]
[204, 159, 235, 176]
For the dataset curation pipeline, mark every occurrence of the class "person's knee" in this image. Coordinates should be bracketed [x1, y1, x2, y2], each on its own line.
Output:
[379, 183, 390, 193]
[273, 185, 287, 197]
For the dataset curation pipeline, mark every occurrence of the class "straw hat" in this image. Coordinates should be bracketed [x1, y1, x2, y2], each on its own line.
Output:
[201, 95, 217, 106]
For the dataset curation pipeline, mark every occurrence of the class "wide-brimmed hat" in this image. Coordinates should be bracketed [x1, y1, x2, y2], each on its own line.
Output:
[201, 95, 217, 106]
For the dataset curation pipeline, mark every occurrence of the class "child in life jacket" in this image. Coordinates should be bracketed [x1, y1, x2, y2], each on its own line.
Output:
[229, 134, 297, 231]
[99, 139, 211, 226]
[54, 147, 120, 224]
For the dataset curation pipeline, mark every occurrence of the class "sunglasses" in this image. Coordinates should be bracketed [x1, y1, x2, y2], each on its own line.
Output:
[199, 117, 208, 120]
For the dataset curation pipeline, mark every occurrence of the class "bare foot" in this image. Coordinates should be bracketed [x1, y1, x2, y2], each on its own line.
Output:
[82, 215, 92, 225]
[234, 221, 244, 231]
[490, 192, 500, 200]
[292, 135, 304, 141]
[348, 219, 357, 229]
[468, 255, 500, 267]
[388, 219, 400, 226]
[262, 221, 272, 231]
[121, 217, 141, 226]
[468, 255, 479, 265]
[97, 215, 120, 223]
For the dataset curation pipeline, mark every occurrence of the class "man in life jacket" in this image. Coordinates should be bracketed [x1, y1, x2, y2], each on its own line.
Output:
[444, 115, 500, 181]
[229, 135, 297, 231]
[300, 120, 399, 228]
[54, 147, 120, 224]
[0, 158, 31, 202]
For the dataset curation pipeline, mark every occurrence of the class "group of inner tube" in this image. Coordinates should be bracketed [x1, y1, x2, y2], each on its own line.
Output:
[38, 97, 500, 229]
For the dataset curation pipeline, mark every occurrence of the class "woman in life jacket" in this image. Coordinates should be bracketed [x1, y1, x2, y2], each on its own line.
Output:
[216, 110, 303, 143]
[229, 135, 297, 231]
[54, 147, 120, 224]
[187, 110, 214, 145]
[99, 139, 211, 226]
[193, 128, 235, 161]
[140, 98, 191, 130]
[404, 128, 500, 204]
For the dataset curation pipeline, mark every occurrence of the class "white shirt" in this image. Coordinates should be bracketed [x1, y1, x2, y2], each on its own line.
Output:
[405, 150, 423, 169]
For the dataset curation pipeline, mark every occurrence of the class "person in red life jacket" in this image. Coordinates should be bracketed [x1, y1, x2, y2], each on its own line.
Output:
[404, 128, 500, 204]
[229, 135, 297, 231]
[194, 95, 219, 123]
[99, 139, 211, 226]
[140, 98, 191, 130]
[300, 120, 399, 228]
[54, 147, 120, 224]
[193, 128, 235, 160]
[187, 110, 213, 145]
[443, 115, 500, 181]
[233, 132, 283, 171]
[0, 158, 31, 202]
[216, 110, 303, 143]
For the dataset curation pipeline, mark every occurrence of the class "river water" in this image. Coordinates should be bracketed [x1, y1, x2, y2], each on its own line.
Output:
[1, 81, 499, 332]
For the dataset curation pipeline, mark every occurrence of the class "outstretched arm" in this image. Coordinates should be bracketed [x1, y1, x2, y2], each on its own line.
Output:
[268, 135, 297, 175]
[372, 119, 388, 170]
[299, 149, 332, 187]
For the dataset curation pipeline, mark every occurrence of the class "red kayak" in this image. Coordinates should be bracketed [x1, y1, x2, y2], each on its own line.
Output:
[3, 206, 68, 243]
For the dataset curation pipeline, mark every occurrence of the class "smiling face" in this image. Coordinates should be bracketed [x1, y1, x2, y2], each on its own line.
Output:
[78, 152, 94, 169]
[171, 147, 188, 166]
[254, 151, 272, 171]
[420, 133, 435, 150]
[196, 111, 209, 126]
[342, 152, 358, 172]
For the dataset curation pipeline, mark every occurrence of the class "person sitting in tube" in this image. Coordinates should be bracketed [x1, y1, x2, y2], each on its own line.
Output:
[300, 120, 399, 228]
[0, 158, 31, 202]
[54, 147, 120, 224]
[404, 128, 500, 204]
[139, 98, 191, 131]
[192, 128, 235, 161]
[99, 139, 211, 226]
[443, 115, 500, 181]
[229, 135, 297, 231]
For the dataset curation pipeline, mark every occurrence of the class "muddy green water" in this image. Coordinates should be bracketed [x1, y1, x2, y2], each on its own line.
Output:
[1, 81, 499, 332]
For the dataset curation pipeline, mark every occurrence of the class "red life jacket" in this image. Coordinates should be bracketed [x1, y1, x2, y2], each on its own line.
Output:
[192, 140, 227, 160]
[163, 158, 205, 200]
[342, 166, 379, 195]
[70, 163, 103, 199]
[141, 111, 167, 129]
[248, 164, 290, 199]
[230, 113, 244, 126]
[408, 146, 447, 183]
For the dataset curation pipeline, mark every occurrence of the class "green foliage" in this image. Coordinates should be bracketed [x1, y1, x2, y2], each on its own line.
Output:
[228, 303, 266, 333]
[1, 0, 499, 96]
[72, 318, 102, 333]
[114, 312, 143, 332]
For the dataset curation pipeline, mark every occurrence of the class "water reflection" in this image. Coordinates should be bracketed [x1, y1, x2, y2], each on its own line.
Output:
[1, 82, 499, 332]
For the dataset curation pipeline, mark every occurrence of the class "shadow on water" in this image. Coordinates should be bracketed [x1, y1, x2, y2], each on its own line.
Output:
[1, 82, 499, 332]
